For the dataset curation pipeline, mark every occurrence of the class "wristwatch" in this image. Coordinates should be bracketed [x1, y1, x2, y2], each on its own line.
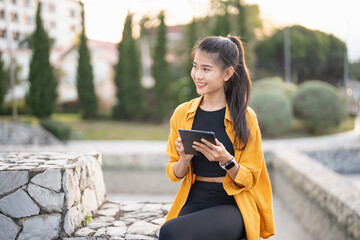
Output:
[219, 156, 236, 170]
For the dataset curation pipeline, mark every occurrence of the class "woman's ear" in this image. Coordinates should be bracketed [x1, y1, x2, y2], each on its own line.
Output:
[224, 66, 235, 82]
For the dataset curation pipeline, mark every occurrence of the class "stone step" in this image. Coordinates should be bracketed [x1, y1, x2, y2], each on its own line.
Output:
[65, 200, 172, 240]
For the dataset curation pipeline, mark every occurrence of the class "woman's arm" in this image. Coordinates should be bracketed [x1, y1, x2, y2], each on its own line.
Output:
[172, 138, 194, 178]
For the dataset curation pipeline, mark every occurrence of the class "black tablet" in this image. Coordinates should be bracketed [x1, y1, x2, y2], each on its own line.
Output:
[178, 129, 216, 155]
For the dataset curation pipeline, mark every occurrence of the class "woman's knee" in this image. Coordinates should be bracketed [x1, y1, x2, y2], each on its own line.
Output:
[159, 221, 179, 240]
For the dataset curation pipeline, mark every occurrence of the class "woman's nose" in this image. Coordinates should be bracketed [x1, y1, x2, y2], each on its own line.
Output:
[195, 70, 203, 79]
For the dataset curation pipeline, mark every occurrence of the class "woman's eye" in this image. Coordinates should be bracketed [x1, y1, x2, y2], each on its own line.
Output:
[203, 68, 209, 72]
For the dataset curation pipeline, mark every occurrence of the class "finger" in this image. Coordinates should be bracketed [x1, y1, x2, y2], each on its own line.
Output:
[193, 142, 212, 157]
[200, 138, 216, 148]
[215, 138, 223, 146]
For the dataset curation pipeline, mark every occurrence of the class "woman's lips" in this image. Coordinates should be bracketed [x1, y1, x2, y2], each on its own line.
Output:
[196, 82, 207, 89]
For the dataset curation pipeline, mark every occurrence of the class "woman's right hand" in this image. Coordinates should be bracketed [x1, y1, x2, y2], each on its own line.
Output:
[175, 137, 194, 163]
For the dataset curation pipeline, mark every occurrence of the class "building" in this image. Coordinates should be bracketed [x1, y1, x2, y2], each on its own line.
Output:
[0, 0, 82, 51]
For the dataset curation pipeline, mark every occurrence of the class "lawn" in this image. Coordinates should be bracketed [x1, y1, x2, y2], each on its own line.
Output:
[0, 113, 356, 141]
[0, 113, 170, 141]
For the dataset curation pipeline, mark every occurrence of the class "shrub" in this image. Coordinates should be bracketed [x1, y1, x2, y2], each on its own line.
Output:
[250, 89, 293, 137]
[292, 80, 346, 133]
[252, 76, 298, 99]
[40, 119, 71, 141]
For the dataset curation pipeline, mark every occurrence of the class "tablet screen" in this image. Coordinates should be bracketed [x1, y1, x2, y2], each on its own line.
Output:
[178, 129, 216, 155]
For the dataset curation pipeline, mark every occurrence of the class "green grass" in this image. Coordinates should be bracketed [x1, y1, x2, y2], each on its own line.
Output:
[0, 113, 170, 141]
[263, 114, 357, 139]
[0, 113, 356, 141]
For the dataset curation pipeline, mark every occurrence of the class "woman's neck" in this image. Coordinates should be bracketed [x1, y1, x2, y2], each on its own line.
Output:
[200, 93, 227, 111]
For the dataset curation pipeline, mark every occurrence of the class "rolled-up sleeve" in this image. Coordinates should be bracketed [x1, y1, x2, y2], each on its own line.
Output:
[223, 116, 264, 195]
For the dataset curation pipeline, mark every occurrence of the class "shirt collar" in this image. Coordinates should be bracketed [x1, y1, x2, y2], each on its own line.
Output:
[185, 95, 232, 122]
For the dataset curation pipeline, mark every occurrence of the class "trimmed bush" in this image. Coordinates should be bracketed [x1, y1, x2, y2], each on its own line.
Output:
[253, 76, 298, 99]
[40, 119, 71, 141]
[250, 89, 293, 137]
[292, 80, 346, 133]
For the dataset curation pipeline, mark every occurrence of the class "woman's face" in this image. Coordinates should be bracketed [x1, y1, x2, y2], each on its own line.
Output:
[191, 50, 232, 97]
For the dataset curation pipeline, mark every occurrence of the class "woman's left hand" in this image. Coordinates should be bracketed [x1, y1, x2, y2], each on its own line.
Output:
[193, 138, 233, 165]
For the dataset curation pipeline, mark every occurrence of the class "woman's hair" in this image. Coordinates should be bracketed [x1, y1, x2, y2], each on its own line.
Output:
[194, 35, 252, 149]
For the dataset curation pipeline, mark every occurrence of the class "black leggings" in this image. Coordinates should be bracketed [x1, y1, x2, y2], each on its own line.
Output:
[159, 181, 245, 240]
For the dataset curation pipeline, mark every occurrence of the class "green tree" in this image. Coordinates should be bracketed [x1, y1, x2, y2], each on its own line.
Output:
[151, 11, 172, 121]
[212, 1, 231, 36]
[350, 60, 360, 81]
[255, 25, 345, 85]
[235, 0, 247, 40]
[186, 18, 198, 99]
[113, 14, 146, 120]
[76, 2, 97, 119]
[0, 52, 6, 109]
[27, 2, 57, 118]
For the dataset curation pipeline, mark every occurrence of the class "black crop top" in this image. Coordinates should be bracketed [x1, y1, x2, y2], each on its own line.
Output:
[191, 106, 234, 177]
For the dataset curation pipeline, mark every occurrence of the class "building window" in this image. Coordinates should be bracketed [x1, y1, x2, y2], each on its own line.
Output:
[12, 31, 19, 41]
[50, 21, 56, 29]
[49, 3, 55, 12]
[11, 0, 17, 5]
[10, 13, 18, 22]
[70, 25, 76, 32]
[0, 10, 5, 20]
[23, 15, 32, 25]
[23, 0, 31, 7]
[0, 29, 6, 39]
[27, 16, 32, 25]
[69, 9, 76, 18]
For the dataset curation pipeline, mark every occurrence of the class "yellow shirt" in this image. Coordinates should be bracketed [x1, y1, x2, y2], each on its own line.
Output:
[165, 96, 275, 240]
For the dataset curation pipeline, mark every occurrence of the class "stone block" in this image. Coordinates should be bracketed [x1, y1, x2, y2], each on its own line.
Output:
[81, 188, 98, 215]
[64, 206, 83, 236]
[0, 188, 40, 218]
[27, 183, 64, 212]
[0, 171, 28, 196]
[125, 234, 157, 240]
[127, 221, 160, 236]
[92, 157, 106, 206]
[30, 168, 62, 192]
[63, 168, 81, 208]
[0, 213, 20, 240]
[107, 226, 127, 238]
[18, 213, 61, 240]
[75, 227, 96, 237]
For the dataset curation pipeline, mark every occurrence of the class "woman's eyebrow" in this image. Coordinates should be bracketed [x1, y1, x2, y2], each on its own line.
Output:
[193, 61, 213, 68]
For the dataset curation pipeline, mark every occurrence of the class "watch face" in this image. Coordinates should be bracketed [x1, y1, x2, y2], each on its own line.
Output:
[225, 161, 235, 170]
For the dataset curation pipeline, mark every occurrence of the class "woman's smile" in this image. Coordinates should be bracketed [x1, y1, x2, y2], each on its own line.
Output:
[196, 82, 207, 89]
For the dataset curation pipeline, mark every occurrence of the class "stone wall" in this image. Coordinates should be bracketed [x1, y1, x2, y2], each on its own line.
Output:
[305, 145, 360, 173]
[268, 148, 360, 240]
[0, 152, 106, 240]
[0, 121, 61, 145]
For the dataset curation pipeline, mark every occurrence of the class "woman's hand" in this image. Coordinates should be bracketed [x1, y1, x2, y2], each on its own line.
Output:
[193, 138, 233, 165]
[175, 137, 194, 163]
[172, 137, 194, 179]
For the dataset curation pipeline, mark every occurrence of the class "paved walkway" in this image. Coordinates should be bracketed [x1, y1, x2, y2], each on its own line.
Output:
[1, 115, 359, 239]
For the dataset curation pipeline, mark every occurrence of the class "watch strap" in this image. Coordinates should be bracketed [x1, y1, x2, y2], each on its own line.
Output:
[219, 156, 236, 170]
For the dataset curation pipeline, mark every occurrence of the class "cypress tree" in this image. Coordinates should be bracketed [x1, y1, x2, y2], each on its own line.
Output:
[113, 14, 145, 120]
[213, 3, 231, 37]
[27, 2, 57, 118]
[76, 2, 97, 119]
[235, 0, 248, 41]
[151, 11, 171, 120]
[0, 52, 6, 110]
[186, 18, 198, 99]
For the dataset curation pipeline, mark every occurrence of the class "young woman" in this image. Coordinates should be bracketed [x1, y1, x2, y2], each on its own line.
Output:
[159, 35, 275, 240]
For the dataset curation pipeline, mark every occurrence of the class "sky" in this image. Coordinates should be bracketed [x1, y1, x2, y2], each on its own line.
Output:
[82, 0, 360, 62]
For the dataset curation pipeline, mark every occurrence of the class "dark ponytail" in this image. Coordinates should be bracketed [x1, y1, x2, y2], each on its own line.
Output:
[195, 35, 252, 149]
